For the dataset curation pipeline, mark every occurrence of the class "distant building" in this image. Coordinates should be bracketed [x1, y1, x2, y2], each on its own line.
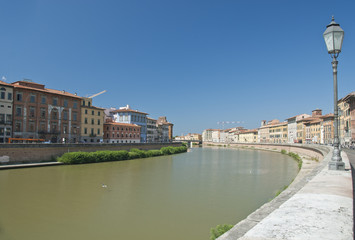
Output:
[239, 129, 258, 143]
[202, 129, 213, 142]
[286, 114, 310, 144]
[157, 117, 173, 142]
[0, 81, 13, 143]
[146, 118, 158, 143]
[110, 105, 148, 142]
[320, 114, 334, 145]
[258, 119, 280, 143]
[103, 121, 141, 143]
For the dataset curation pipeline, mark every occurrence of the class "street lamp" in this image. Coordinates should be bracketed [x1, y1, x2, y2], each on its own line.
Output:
[323, 16, 345, 170]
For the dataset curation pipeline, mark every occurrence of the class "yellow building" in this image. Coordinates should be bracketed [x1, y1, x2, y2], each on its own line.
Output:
[239, 129, 258, 143]
[268, 122, 288, 144]
[80, 97, 105, 143]
[321, 114, 334, 145]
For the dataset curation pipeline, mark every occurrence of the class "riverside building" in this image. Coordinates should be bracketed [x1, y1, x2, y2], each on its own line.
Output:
[12, 80, 81, 143]
[103, 121, 141, 143]
[0, 80, 13, 143]
[110, 105, 148, 143]
[80, 97, 105, 143]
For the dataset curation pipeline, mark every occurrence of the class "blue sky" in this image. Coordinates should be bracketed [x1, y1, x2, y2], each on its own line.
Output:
[0, 0, 354, 136]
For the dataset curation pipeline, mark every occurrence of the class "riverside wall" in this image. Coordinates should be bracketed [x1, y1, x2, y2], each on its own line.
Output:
[0, 142, 182, 164]
[203, 142, 353, 240]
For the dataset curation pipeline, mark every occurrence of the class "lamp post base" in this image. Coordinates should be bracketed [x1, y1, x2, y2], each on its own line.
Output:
[328, 160, 345, 170]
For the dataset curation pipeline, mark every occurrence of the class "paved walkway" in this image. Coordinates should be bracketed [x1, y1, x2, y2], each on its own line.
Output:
[219, 147, 353, 240]
[0, 161, 63, 170]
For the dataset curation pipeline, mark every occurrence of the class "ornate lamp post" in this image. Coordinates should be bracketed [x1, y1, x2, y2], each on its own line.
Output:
[323, 16, 345, 170]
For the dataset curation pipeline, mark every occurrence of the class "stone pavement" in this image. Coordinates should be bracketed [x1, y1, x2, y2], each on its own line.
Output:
[218, 148, 353, 240]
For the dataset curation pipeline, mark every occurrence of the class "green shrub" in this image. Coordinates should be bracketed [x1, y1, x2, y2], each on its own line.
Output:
[128, 152, 140, 159]
[146, 150, 163, 157]
[57, 146, 186, 164]
[130, 148, 147, 158]
[210, 224, 233, 240]
[281, 149, 287, 154]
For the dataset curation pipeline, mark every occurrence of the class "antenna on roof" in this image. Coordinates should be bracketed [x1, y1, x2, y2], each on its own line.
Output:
[23, 78, 33, 82]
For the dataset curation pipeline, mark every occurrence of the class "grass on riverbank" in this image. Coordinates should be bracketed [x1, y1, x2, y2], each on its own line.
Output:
[57, 146, 187, 164]
[281, 149, 303, 170]
[210, 224, 234, 240]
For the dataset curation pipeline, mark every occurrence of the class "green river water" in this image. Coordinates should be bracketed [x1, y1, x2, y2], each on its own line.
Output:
[0, 147, 298, 240]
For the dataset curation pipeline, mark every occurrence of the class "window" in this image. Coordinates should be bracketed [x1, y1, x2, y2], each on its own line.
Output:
[85, 118, 88, 124]
[98, 111, 101, 116]
[29, 107, 35, 118]
[7, 92, 12, 100]
[98, 119, 100, 125]
[16, 93, 22, 101]
[85, 109, 88, 114]
[84, 128, 87, 134]
[0, 114, 4, 123]
[6, 114, 11, 124]
[92, 110, 94, 115]
[40, 122, 46, 132]
[64, 100, 68, 108]
[5, 128, 10, 136]
[88, 102, 91, 107]
[52, 109, 58, 120]
[91, 128, 94, 135]
[15, 121, 21, 132]
[63, 111, 68, 120]
[16, 106, 22, 116]
[30, 95, 36, 103]
[41, 96, 46, 104]
[63, 125, 68, 134]
[51, 123, 57, 132]
[0, 92, 5, 99]
[82, 100, 85, 106]
[97, 128, 100, 135]
[53, 98, 58, 106]
[29, 121, 35, 132]
[40, 108, 46, 119]
[91, 119, 94, 125]
[73, 112, 77, 121]
[73, 101, 78, 109]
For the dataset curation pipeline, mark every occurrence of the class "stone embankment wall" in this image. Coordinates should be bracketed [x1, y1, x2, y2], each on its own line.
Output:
[0, 142, 182, 163]
[203, 142, 325, 161]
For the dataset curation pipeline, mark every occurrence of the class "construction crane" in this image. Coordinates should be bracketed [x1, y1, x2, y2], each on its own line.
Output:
[217, 121, 244, 130]
[88, 90, 106, 98]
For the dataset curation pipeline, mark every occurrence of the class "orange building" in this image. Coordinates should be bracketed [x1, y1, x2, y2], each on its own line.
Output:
[12, 80, 81, 143]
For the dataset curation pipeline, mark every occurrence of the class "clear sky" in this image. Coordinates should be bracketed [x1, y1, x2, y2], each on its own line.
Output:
[0, 0, 354, 136]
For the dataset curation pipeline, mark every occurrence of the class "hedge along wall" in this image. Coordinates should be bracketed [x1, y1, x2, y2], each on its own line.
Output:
[0, 142, 183, 164]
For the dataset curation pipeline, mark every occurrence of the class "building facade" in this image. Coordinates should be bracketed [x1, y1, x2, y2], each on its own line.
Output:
[12, 80, 81, 143]
[0, 81, 13, 143]
[338, 92, 355, 146]
[146, 117, 158, 143]
[80, 97, 105, 143]
[103, 121, 141, 143]
[111, 105, 148, 143]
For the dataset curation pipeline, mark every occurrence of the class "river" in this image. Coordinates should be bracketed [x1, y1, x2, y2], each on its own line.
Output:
[0, 147, 298, 240]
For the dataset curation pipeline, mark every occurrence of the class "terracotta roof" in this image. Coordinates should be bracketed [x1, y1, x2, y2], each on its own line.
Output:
[241, 129, 258, 134]
[110, 109, 148, 115]
[104, 122, 141, 128]
[0, 80, 13, 87]
[11, 81, 81, 99]
[320, 114, 334, 120]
